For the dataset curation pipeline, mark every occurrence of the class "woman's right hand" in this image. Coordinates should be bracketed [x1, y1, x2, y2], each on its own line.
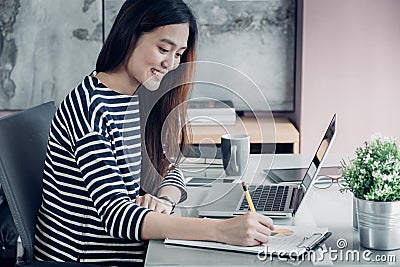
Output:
[216, 212, 274, 246]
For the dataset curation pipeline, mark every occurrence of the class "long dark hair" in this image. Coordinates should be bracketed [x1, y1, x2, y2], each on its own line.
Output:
[96, 0, 197, 193]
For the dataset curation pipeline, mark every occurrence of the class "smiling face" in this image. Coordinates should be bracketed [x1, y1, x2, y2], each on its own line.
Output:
[124, 23, 189, 91]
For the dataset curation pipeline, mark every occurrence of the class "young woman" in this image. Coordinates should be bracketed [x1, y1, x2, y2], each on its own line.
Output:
[34, 0, 274, 265]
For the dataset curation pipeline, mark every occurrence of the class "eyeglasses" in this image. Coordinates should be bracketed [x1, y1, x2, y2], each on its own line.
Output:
[313, 175, 346, 189]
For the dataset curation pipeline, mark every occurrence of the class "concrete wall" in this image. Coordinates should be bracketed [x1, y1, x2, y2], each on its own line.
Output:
[301, 0, 400, 155]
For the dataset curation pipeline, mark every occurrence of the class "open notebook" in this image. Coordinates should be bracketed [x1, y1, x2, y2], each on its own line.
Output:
[165, 225, 331, 257]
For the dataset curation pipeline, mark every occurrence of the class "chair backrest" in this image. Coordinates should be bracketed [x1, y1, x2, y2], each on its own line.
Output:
[0, 102, 56, 261]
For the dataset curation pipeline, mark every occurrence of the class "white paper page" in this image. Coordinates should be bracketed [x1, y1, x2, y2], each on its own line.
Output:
[165, 225, 329, 256]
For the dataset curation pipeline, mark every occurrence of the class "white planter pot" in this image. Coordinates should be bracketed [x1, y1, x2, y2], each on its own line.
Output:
[356, 198, 400, 250]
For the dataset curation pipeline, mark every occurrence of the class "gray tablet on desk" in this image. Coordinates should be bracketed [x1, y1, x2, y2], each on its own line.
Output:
[267, 166, 342, 184]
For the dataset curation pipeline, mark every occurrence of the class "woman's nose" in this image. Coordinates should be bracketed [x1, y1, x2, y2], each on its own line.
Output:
[161, 55, 178, 70]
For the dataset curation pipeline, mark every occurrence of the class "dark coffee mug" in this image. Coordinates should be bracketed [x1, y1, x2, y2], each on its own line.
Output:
[221, 134, 250, 176]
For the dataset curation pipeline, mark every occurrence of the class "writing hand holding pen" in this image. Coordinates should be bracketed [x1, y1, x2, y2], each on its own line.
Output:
[244, 182, 278, 242]
[212, 182, 275, 246]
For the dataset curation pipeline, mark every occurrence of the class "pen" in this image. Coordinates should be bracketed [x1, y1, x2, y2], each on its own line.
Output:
[242, 182, 256, 212]
[307, 232, 332, 251]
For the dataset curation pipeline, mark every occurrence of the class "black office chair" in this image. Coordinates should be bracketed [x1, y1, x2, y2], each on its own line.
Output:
[0, 102, 101, 267]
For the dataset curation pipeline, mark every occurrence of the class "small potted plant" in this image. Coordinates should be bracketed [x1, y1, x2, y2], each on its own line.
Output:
[341, 135, 400, 250]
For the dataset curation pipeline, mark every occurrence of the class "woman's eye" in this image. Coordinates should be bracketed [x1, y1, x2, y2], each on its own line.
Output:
[159, 47, 169, 53]
[175, 53, 182, 58]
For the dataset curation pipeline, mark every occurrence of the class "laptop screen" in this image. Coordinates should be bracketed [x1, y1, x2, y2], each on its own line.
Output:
[293, 114, 337, 214]
[301, 114, 336, 191]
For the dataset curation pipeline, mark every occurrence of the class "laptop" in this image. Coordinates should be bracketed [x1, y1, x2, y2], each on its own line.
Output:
[198, 114, 337, 218]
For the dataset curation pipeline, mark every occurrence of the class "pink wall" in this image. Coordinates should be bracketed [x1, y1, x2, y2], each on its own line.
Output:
[301, 0, 400, 154]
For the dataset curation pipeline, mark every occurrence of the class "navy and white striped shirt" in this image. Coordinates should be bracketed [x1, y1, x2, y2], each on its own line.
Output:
[34, 76, 187, 265]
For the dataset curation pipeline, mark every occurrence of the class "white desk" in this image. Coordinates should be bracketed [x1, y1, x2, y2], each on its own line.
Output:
[145, 154, 400, 266]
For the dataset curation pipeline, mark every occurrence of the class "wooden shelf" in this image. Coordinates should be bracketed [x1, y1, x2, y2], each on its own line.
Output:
[189, 117, 299, 154]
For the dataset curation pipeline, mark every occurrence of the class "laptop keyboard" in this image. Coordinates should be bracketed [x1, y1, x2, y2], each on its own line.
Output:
[239, 185, 289, 212]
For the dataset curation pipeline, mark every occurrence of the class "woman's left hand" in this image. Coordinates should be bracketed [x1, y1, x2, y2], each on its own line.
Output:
[135, 194, 173, 214]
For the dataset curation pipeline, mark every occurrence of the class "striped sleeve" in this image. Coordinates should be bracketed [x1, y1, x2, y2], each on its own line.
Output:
[74, 132, 150, 241]
[156, 168, 187, 203]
